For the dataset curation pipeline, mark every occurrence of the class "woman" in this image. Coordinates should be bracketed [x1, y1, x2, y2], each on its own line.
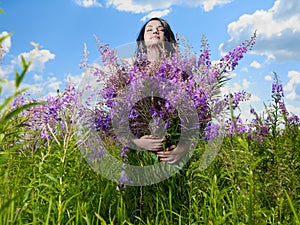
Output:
[130, 17, 190, 164]
[136, 17, 177, 62]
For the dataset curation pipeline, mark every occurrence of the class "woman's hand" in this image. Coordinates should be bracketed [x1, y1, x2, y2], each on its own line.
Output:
[156, 144, 189, 164]
[133, 135, 165, 151]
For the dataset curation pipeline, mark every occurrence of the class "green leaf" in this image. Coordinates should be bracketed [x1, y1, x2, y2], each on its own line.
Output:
[1, 102, 41, 124]
[0, 152, 10, 164]
[0, 195, 19, 214]
[94, 213, 108, 225]
[15, 56, 32, 89]
[0, 87, 30, 112]
[0, 78, 7, 83]
[45, 173, 59, 184]
[0, 33, 11, 44]
[285, 190, 300, 224]
[0, 133, 4, 143]
[0, 95, 15, 112]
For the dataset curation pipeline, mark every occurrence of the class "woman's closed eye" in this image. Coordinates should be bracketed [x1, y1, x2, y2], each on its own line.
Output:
[146, 28, 164, 33]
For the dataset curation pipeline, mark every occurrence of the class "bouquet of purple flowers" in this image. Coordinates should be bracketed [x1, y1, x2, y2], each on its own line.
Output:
[81, 33, 256, 163]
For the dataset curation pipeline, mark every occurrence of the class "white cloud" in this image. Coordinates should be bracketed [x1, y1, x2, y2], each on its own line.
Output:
[229, 72, 237, 78]
[75, 0, 102, 7]
[265, 75, 272, 81]
[105, 0, 235, 14]
[33, 74, 42, 82]
[27, 74, 75, 98]
[249, 93, 261, 102]
[47, 76, 62, 93]
[229, 82, 241, 92]
[286, 104, 300, 116]
[106, 0, 153, 13]
[285, 70, 300, 101]
[20, 48, 55, 72]
[220, 0, 300, 62]
[242, 78, 250, 89]
[241, 67, 248, 73]
[250, 60, 261, 69]
[221, 82, 240, 95]
[0, 75, 43, 101]
[0, 79, 14, 100]
[0, 39, 59, 100]
[0, 31, 11, 59]
[0, 64, 14, 79]
[202, 0, 233, 12]
[141, 9, 171, 21]
[221, 78, 250, 94]
[65, 73, 85, 87]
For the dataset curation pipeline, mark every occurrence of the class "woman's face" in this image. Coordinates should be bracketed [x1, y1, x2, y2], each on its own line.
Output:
[143, 20, 165, 45]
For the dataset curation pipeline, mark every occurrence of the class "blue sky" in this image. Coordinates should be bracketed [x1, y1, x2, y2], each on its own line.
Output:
[1, 0, 300, 117]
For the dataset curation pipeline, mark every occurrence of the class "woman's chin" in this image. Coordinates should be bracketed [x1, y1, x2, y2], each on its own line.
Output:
[146, 39, 163, 46]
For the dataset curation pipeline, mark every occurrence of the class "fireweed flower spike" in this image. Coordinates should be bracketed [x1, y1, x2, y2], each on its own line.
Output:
[219, 31, 256, 75]
[11, 83, 83, 141]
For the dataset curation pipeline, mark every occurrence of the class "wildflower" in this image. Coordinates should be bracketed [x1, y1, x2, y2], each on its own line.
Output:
[288, 114, 300, 126]
[90, 147, 105, 161]
[224, 90, 251, 110]
[225, 117, 247, 135]
[82, 33, 257, 159]
[271, 73, 285, 104]
[204, 122, 220, 140]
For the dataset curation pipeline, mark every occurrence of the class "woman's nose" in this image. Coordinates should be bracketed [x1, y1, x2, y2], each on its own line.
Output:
[153, 28, 159, 34]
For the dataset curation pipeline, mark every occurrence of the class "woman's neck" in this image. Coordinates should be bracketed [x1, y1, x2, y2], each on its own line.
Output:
[147, 47, 162, 62]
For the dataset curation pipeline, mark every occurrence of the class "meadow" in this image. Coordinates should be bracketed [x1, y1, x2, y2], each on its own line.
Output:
[1, 33, 300, 225]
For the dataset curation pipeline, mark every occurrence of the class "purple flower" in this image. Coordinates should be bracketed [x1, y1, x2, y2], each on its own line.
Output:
[76, 33, 257, 157]
[120, 145, 129, 158]
[225, 117, 247, 135]
[288, 114, 300, 125]
[90, 147, 105, 161]
[204, 122, 220, 140]
[223, 91, 250, 110]
[41, 130, 52, 139]
[119, 169, 129, 186]
[271, 73, 285, 104]
[218, 33, 256, 75]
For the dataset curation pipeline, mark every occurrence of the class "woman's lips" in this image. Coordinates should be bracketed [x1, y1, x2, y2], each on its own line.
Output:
[152, 36, 160, 39]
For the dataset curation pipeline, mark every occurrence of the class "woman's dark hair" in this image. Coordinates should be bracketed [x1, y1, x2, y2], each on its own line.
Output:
[136, 17, 177, 57]
[136, 17, 176, 43]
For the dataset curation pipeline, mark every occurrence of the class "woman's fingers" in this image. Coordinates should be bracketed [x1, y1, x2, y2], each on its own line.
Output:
[156, 145, 188, 164]
[159, 155, 180, 164]
[134, 135, 165, 151]
[151, 142, 163, 150]
[156, 145, 176, 156]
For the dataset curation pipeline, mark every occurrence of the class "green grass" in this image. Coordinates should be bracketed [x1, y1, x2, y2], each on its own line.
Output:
[0, 128, 299, 224]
